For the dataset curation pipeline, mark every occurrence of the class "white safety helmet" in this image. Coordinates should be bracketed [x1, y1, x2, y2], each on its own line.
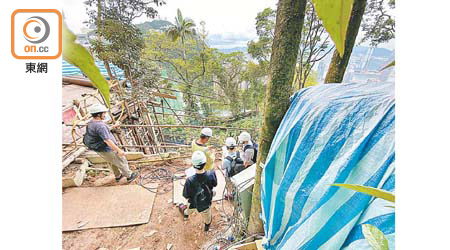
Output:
[88, 103, 108, 114]
[225, 137, 237, 147]
[238, 131, 251, 143]
[201, 127, 213, 137]
[192, 151, 207, 169]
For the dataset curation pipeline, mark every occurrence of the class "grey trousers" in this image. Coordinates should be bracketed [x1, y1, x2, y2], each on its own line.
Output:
[97, 151, 133, 178]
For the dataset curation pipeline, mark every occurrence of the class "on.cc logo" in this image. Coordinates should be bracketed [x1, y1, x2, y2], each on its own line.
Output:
[23, 16, 50, 44]
[11, 9, 62, 60]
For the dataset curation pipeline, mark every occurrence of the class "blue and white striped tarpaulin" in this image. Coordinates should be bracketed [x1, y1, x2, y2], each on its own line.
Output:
[62, 59, 125, 80]
[261, 82, 395, 249]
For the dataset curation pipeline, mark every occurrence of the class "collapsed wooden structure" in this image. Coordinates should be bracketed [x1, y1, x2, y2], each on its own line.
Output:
[62, 76, 255, 170]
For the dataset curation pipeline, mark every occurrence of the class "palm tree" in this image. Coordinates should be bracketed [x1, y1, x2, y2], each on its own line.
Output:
[165, 9, 198, 123]
[166, 9, 196, 47]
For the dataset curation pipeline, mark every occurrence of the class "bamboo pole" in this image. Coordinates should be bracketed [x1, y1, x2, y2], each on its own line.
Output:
[73, 124, 253, 130]
[62, 143, 190, 148]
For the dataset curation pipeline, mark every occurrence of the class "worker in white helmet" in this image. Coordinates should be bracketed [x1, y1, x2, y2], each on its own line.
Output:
[238, 131, 258, 167]
[222, 137, 245, 178]
[191, 127, 215, 171]
[83, 103, 138, 183]
[179, 151, 217, 231]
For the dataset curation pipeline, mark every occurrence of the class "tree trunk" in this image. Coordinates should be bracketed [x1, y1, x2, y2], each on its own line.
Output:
[324, 0, 367, 83]
[247, 0, 307, 234]
[104, 60, 114, 80]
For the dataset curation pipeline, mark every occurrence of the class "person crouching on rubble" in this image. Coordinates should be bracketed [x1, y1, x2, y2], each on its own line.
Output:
[178, 151, 217, 232]
[83, 103, 138, 183]
[191, 128, 215, 171]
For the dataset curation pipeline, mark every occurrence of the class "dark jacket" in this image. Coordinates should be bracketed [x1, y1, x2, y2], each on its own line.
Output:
[182, 171, 217, 209]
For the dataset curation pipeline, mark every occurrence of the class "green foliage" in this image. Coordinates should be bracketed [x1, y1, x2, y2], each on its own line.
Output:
[360, 0, 395, 46]
[62, 21, 110, 106]
[144, 28, 265, 123]
[295, 1, 333, 89]
[242, 61, 267, 112]
[311, 0, 354, 57]
[247, 8, 275, 67]
[132, 59, 161, 88]
[232, 116, 262, 133]
[84, 0, 163, 25]
[143, 30, 210, 117]
[210, 51, 247, 115]
[91, 20, 144, 73]
[332, 183, 395, 202]
[249, 4, 332, 90]
[362, 224, 389, 250]
[85, 0, 162, 83]
[293, 70, 319, 92]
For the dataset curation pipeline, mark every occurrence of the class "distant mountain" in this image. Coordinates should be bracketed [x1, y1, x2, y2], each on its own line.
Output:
[137, 20, 173, 32]
[218, 47, 248, 54]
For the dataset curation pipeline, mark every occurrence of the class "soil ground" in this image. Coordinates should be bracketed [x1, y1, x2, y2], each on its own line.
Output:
[62, 157, 233, 250]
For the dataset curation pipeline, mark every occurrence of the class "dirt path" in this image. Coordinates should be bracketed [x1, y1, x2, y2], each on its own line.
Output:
[63, 158, 232, 250]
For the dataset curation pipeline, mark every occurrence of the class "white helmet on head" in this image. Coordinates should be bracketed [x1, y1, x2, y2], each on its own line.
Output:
[225, 137, 237, 147]
[192, 151, 207, 169]
[88, 103, 108, 114]
[201, 127, 213, 137]
[238, 131, 251, 143]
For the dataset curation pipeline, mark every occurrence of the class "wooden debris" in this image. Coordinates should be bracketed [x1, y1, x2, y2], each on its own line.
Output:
[73, 158, 85, 164]
[230, 240, 263, 250]
[152, 92, 177, 100]
[63, 76, 94, 88]
[62, 147, 87, 169]
[85, 167, 111, 172]
[62, 160, 89, 188]
[84, 151, 145, 164]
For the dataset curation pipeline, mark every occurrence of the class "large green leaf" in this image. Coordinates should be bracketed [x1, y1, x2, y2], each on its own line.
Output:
[311, 0, 354, 57]
[332, 184, 395, 202]
[62, 21, 110, 106]
[362, 224, 389, 250]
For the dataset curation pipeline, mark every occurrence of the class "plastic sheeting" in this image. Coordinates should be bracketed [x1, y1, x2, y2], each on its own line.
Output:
[261, 82, 395, 249]
[62, 59, 125, 79]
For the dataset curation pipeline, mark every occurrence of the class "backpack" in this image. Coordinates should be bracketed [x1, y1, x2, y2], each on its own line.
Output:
[244, 140, 258, 163]
[83, 125, 107, 151]
[193, 180, 212, 212]
[225, 151, 245, 177]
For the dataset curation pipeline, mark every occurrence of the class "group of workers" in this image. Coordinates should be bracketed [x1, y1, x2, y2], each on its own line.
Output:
[179, 128, 258, 231]
[83, 104, 257, 232]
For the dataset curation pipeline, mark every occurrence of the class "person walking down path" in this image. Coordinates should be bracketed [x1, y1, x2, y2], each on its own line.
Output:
[222, 137, 245, 178]
[191, 127, 215, 171]
[178, 151, 217, 232]
[238, 131, 258, 168]
[83, 103, 138, 183]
